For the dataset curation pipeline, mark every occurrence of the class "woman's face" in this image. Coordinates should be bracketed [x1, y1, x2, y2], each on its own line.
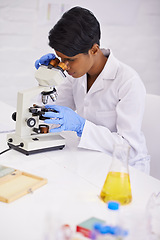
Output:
[55, 50, 95, 78]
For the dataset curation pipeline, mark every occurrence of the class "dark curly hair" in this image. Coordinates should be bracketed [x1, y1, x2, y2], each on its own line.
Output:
[48, 6, 101, 57]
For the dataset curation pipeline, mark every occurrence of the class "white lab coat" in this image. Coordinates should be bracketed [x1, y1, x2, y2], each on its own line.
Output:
[56, 49, 150, 173]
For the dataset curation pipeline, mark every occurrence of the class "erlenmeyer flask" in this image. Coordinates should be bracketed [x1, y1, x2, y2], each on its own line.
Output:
[100, 144, 132, 205]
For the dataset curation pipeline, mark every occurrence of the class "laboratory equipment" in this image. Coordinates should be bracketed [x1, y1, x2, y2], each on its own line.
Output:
[146, 192, 160, 238]
[7, 58, 67, 155]
[0, 165, 47, 203]
[100, 144, 132, 205]
[106, 201, 120, 227]
[76, 217, 105, 238]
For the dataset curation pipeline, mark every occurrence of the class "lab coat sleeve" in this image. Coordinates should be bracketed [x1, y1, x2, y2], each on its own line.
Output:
[79, 120, 124, 155]
[78, 76, 147, 163]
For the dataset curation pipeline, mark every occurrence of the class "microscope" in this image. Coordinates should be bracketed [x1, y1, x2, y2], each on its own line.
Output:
[7, 58, 67, 155]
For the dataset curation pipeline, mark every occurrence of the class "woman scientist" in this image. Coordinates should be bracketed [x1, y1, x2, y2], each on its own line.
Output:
[35, 6, 150, 174]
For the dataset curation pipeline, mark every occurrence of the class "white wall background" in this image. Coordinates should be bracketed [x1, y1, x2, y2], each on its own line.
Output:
[0, 0, 160, 107]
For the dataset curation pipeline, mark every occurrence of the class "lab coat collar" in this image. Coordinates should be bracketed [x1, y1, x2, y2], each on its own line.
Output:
[101, 49, 119, 81]
[87, 49, 119, 95]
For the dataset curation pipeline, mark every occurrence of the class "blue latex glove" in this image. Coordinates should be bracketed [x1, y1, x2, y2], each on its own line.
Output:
[43, 105, 86, 137]
[35, 53, 56, 69]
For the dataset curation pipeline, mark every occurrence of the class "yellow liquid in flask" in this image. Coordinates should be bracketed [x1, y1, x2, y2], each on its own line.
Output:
[100, 171, 132, 205]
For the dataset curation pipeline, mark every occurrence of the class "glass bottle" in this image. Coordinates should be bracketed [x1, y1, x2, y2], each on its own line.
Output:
[100, 144, 132, 205]
[146, 192, 160, 238]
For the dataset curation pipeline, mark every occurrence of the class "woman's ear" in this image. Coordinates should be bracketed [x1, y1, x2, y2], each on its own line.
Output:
[89, 43, 99, 55]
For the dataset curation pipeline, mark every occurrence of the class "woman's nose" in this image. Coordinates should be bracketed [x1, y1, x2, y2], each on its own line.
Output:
[64, 61, 70, 70]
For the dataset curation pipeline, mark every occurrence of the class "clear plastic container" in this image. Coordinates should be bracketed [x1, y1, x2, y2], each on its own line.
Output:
[146, 192, 160, 239]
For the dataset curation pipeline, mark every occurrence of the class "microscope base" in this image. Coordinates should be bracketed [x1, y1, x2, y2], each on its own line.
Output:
[7, 133, 65, 156]
[8, 143, 65, 155]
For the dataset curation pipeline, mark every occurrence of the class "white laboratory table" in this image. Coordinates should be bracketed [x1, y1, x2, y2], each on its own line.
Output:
[0, 102, 160, 240]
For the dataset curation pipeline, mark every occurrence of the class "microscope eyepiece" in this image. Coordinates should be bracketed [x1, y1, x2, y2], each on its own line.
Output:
[48, 58, 60, 69]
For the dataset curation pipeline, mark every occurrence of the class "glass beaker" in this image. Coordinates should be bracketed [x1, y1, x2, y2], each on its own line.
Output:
[100, 144, 132, 205]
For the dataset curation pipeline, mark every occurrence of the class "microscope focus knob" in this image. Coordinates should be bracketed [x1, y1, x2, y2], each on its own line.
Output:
[12, 112, 17, 121]
[26, 118, 36, 128]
